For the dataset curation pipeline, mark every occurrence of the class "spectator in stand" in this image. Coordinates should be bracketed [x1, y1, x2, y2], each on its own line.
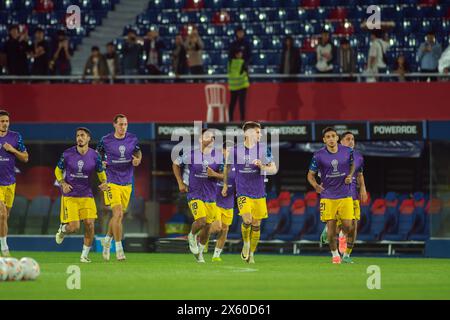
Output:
[228, 26, 251, 65]
[185, 28, 204, 75]
[122, 29, 142, 83]
[337, 38, 356, 81]
[279, 36, 300, 80]
[31, 43, 49, 76]
[105, 42, 120, 83]
[393, 54, 409, 82]
[212, 9, 231, 25]
[417, 31, 442, 82]
[315, 30, 335, 80]
[366, 30, 388, 82]
[33, 27, 49, 58]
[228, 50, 249, 121]
[83, 46, 108, 84]
[5, 25, 31, 76]
[438, 43, 450, 77]
[144, 29, 165, 76]
[171, 35, 188, 77]
[50, 30, 72, 76]
[34, 0, 54, 13]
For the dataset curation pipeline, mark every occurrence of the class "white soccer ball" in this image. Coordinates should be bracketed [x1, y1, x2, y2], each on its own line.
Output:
[20, 257, 40, 280]
[0, 258, 8, 281]
[4, 257, 24, 281]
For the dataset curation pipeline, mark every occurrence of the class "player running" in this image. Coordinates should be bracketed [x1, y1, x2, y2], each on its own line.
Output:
[222, 122, 277, 264]
[172, 129, 223, 263]
[0, 110, 29, 257]
[307, 127, 355, 264]
[98, 114, 142, 261]
[55, 127, 108, 263]
[211, 140, 236, 262]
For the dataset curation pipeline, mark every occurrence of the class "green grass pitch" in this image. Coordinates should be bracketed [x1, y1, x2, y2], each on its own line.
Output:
[1, 252, 450, 300]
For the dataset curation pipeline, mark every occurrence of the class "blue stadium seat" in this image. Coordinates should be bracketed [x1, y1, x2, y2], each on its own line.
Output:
[9, 195, 28, 235]
[274, 199, 308, 241]
[46, 197, 61, 235]
[358, 198, 386, 241]
[260, 199, 281, 240]
[384, 199, 415, 241]
[24, 196, 51, 234]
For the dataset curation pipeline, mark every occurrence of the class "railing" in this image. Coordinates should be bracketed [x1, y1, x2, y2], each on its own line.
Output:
[0, 72, 448, 83]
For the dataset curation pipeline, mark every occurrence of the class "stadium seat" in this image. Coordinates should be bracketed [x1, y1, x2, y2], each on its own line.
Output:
[384, 192, 400, 235]
[301, 191, 321, 240]
[384, 199, 415, 241]
[358, 198, 386, 241]
[358, 192, 372, 235]
[260, 199, 281, 240]
[46, 197, 61, 235]
[274, 199, 307, 241]
[227, 208, 242, 239]
[8, 196, 28, 235]
[277, 191, 292, 233]
[125, 197, 146, 233]
[24, 196, 51, 235]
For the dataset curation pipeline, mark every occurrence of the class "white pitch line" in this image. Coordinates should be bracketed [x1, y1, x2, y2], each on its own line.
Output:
[221, 266, 259, 272]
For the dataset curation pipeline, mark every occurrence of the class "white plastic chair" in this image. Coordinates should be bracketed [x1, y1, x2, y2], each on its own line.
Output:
[205, 84, 228, 122]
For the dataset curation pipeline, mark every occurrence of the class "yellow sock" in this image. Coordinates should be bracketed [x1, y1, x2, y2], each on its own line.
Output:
[345, 247, 353, 255]
[241, 223, 251, 243]
[250, 226, 260, 253]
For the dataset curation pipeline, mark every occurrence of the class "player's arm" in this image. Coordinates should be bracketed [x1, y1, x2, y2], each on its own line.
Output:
[254, 146, 278, 175]
[345, 149, 355, 184]
[132, 143, 142, 167]
[95, 153, 109, 191]
[96, 137, 107, 167]
[307, 156, 324, 194]
[54, 155, 72, 194]
[221, 164, 230, 196]
[207, 167, 224, 180]
[172, 155, 188, 193]
[2, 134, 29, 163]
[356, 160, 368, 202]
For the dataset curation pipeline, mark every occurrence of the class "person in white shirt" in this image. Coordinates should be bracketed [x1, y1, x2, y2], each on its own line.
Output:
[367, 31, 389, 82]
[438, 43, 450, 75]
[315, 31, 334, 81]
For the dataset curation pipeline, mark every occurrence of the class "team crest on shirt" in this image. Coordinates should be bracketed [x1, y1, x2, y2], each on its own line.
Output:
[202, 160, 209, 174]
[77, 160, 84, 173]
[331, 159, 339, 172]
[244, 155, 250, 167]
[119, 145, 126, 158]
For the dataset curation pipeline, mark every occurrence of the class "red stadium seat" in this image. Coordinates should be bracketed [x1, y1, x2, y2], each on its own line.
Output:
[335, 21, 354, 36]
[329, 8, 348, 21]
[278, 191, 291, 207]
[420, 0, 438, 6]
[426, 198, 442, 214]
[304, 191, 318, 207]
[267, 199, 281, 214]
[184, 0, 204, 10]
[399, 199, 415, 215]
[371, 199, 386, 215]
[290, 199, 306, 215]
[301, 0, 320, 8]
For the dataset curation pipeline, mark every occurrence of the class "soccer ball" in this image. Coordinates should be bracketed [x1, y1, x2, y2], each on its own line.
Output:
[20, 257, 40, 280]
[4, 257, 24, 281]
[0, 258, 8, 281]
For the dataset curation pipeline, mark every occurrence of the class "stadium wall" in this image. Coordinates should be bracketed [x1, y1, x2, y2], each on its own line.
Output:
[2, 82, 450, 122]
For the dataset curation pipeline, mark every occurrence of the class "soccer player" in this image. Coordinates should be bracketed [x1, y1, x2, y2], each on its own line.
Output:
[172, 129, 223, 263]
[54, 127, 108, 262]
[98, 114, 142, 261]
[0, 110, 29, 257]
[307, 127, 355, 264]
[338, 131, 368, 262]
[222, 122, 277, 264]
[211, 140, 236, 262]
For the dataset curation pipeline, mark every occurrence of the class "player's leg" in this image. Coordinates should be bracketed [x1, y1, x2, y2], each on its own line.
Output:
[187, 200, 208, 257]
[238, 196, 253, 260]
[248, 219, 261, 264]
[344, 200, 360, 261]
[212, 224, 229, 262]
[197, 223, 211, 263]
[339, 198, 356, 263]
[56, 197, 81, 244]
[321, 199, 341, 264]
[0, 201, 9, 256]
[110, 204, 125, 260]
[101, 187, 114, 260]
[337, 220, 347, 255]
[80, 218, 95, 263]
[0, 184, 15, 256]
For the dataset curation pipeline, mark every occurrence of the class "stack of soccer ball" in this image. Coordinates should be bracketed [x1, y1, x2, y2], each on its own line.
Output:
[0, 257, 40, 281]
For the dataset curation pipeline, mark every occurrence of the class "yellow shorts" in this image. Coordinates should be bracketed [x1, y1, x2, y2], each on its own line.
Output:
[216, 206, 234, 226]
[0, 183, 15, 208]
[61, 196, 97, 224]
[188, 200, 219, 224]
[337, 200, 361, 226]
[320, 197, 354, 222]
[104, 183, 132, 212]
[237, 196, 268, 220]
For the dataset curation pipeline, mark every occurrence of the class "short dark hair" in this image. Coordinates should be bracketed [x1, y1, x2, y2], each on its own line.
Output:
[322, 126, 337, 137]
[340, 131, 354, 141]
[35, 27, 44, 33]
[9, 25, 18, 32]
[427, 30, 435, 36]
[106, 42, 114, 47]
[340, 38, 349, 45]
[76, 127, 91, 137]
[113, 114, 127, 123]
[0, 110, 10, 117]
[242, 121, 261, 132]
[91, 46, 100, 52]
